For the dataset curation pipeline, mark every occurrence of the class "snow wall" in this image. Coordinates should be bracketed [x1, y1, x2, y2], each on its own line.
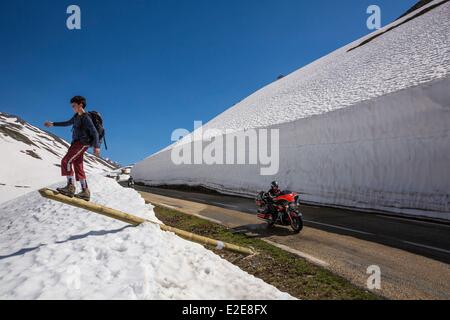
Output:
[133, 77, 450, 220]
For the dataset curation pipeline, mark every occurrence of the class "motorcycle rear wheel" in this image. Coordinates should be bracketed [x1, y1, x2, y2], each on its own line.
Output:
[267, 220, 275, 228]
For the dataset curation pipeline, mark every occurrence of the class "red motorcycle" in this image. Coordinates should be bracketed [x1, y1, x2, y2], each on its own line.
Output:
[255, 190, 304, 233]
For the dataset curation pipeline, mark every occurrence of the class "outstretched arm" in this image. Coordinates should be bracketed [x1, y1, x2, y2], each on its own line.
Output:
[45, 115, 75, 127]
[53, 115, 76, 127]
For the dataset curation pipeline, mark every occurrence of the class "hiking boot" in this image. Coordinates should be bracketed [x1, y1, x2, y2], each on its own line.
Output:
[57, 183, 76, 198]
[75, 188, 91, 201]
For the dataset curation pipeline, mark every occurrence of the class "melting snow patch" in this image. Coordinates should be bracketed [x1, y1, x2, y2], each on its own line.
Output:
[0, 175, 293, 300]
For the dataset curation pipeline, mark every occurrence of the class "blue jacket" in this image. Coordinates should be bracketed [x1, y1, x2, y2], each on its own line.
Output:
[54, 113, 100, 148]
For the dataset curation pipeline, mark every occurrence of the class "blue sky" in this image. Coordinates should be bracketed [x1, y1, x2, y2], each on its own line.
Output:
[0, 0, 417, 165]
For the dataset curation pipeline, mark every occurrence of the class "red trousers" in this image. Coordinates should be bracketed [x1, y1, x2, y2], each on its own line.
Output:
[61, 141, 89, 181]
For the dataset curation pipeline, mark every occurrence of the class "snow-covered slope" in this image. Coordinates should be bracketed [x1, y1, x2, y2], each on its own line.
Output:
[0, 175, 293, 300]
[133, 1, 450, 219]
[0, 112, 119, 204]
[158, 0, 450, 145]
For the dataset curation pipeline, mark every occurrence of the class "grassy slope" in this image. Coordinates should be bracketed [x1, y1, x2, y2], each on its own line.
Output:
[154, 205, 382, 300]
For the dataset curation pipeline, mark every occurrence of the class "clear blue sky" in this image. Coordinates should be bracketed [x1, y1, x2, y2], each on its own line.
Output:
[0, 0, 417, 165]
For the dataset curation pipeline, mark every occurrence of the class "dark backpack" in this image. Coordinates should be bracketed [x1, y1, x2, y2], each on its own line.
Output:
[84, 111, 108, 150]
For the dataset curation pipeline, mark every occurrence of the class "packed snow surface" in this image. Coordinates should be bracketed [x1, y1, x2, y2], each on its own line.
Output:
[0, 175, 293, 300]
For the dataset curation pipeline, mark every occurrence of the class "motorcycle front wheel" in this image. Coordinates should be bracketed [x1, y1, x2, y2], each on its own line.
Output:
[290, 215, 303, 233]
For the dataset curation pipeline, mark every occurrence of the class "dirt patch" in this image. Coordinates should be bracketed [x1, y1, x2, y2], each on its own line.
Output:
[0, 125, 36, 146]
[398, 0, 435, 19]
[41, 146, 61, 157]
[21, 149, 42, 160]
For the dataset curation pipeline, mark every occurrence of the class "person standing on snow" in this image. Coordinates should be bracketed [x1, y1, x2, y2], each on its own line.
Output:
[44, 96, 100, 201]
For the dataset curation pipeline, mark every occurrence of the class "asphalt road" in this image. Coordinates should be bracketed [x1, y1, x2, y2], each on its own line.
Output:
[130, 184, 450, 299]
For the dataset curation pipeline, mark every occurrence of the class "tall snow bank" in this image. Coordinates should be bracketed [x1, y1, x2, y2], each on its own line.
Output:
[134, 78, 450, 220]
[133, 1, 450, 220]
[0, 175, 293, 300]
